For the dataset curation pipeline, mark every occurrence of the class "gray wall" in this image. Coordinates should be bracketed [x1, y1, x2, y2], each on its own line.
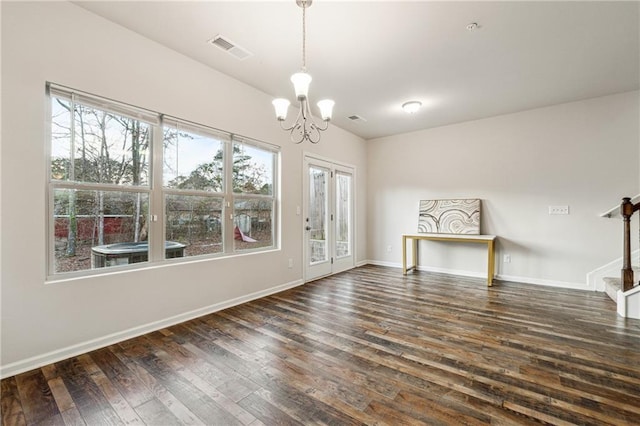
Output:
[0, 1, 367, 375]
[367, 91, 639, 287]
[3, 0, 638, 377]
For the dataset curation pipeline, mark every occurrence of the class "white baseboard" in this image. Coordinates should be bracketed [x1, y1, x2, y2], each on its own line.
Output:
[416, 265, 486, 279]
[364, 260, 587, 290]
[365, 259, 402, 268]
[0, 279, 305, 379]
[358, 261, 485, 280]
[495, 273, 588, 290]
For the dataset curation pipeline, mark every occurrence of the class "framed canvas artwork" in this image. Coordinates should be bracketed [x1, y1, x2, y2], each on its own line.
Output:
[418, 199, 481, 234]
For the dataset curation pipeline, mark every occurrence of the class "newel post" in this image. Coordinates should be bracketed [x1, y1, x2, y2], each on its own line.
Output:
[621, 197, 634, 292]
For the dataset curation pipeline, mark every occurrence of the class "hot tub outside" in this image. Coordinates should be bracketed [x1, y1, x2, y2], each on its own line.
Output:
[91, 241, 186, 268]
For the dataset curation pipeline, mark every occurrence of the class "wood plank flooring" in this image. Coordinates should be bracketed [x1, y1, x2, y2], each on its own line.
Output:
[2, 265, 640, 425]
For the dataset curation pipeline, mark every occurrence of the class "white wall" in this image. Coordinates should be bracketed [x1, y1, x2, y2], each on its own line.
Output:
[0, 2, 366, 375]
[367, 91, 639, 287]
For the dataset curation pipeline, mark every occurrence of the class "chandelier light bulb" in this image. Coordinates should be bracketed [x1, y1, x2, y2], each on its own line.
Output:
[317, 99, 335, 121]
[272, 98, 291, 121]
[291, 72, 312, 100]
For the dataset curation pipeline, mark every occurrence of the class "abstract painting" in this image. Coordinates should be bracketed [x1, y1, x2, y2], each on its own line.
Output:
[418, 199, 481, 234]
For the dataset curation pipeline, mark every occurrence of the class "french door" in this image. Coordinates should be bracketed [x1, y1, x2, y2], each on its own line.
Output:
[303, 156, 354, 281]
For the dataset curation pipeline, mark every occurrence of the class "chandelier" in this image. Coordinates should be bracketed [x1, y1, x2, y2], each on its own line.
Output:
[272, 0, 334, 144]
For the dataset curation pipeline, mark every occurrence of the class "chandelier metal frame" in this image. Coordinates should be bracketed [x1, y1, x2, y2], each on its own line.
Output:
[272, 0, 334, 144]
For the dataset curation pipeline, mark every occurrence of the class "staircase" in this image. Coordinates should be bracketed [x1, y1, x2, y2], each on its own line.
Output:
[604, 276, 623, 301]
[603, 266, 640, 300]
[598, 197, 640, 319]
[602, 275, 640, 318]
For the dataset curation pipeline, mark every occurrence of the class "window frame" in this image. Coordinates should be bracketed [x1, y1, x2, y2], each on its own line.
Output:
[161, 117, 230, 260]
[230, 137, 279, 254]
[46, 83, 280, 281]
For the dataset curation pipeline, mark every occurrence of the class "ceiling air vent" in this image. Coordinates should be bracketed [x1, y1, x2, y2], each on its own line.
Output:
[208, 35, 253, 60]
[348, 115, 367, 123]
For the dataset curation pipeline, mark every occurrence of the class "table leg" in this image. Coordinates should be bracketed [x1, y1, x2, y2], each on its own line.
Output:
[487, 239, 495, 286]
[412, 238, 418, 271]
[402, 236, 407, 275]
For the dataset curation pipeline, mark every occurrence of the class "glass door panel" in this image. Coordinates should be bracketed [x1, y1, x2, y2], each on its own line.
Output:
[309, 166, 329, 265]
[304, 157, 354, 281]
[335, 172, 351, 258]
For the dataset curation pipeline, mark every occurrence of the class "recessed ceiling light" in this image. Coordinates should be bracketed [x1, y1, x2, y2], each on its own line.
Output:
[402, 101, 422, 114]
[466, 22, 480, 31]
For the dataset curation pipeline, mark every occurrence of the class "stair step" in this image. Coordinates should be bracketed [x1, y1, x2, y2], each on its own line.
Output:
[603, 277, 620, 302]
[603, 275, 640, 301]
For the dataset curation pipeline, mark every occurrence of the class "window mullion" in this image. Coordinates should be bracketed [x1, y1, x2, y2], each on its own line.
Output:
[223, 139, 234, 253]
[150, 119, 165, 262]
[274, 151, 280, 249]
[50, 181, 151, 193]
[48, 84, 279, 278]
[162, 188, 224, 198]
[232, 193, 274, 201]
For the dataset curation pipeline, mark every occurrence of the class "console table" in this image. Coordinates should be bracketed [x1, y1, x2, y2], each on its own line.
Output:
[402, 233, 497, 286]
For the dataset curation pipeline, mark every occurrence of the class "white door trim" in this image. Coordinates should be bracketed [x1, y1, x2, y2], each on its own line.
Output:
[302, 153, 356, 282]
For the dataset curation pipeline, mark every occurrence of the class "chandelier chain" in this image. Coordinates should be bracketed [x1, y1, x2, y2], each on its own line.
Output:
[301, 2, 307, 71]
[272, 0, 333, 144]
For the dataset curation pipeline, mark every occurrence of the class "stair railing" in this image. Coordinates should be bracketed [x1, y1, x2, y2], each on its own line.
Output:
[620, 197, 639, 291]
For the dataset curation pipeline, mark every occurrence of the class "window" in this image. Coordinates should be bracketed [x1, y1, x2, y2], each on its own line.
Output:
[163, 120, 227, 258]
[48, 84, 279, 277]
[49, 89, 154, 274]
[232, 140, 277, 251]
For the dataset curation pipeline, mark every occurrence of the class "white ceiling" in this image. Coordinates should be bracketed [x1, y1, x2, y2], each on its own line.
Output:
[74, 1, 639, 140]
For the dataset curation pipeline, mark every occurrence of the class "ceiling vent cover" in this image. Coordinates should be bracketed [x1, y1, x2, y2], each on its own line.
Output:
[348, 115, 367, 123]
[208, 35, 253, 60]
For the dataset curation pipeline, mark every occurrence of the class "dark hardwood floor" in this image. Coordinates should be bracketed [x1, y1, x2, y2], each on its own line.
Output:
[2, 265, 640, 425]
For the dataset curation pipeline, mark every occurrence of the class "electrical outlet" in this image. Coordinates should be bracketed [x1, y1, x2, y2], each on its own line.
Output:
[288, 258, 293, 268]
[548, 206, 569, 215]
[503, 254, 511, 263]
[386, 245, 392, 253]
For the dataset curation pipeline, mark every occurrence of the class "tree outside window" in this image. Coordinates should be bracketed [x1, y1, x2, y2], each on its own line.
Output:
[48, 84, 279, 277]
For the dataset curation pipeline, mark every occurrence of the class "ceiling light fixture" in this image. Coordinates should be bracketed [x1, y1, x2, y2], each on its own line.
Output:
[466, 22, 480, 31]
[272, 0, 334, 144]
[402, 101, 422, 114]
